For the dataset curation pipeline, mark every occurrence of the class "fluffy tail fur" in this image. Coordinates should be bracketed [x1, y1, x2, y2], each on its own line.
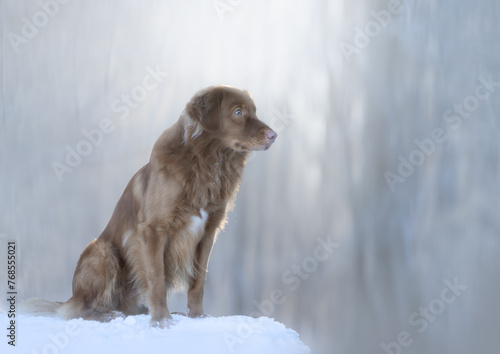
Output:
[19, 298, 63, 317]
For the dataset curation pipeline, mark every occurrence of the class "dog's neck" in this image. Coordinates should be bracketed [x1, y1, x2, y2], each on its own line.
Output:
[150, 115, 248, 209]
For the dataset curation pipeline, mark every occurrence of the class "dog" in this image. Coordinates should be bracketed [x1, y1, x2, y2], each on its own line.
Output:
[39, 85, 276, 327]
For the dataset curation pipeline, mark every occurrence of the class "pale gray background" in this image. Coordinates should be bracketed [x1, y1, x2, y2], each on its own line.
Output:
[1, 1, 499, 353]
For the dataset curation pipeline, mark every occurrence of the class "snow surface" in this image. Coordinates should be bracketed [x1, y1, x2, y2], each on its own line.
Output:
[1, 313, 310, 354]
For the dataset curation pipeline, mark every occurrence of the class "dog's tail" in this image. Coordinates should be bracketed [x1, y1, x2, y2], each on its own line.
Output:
[19, 298, 64, 317]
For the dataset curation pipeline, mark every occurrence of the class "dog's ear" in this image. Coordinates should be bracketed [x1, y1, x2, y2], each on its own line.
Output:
[186, 87, 223, 133]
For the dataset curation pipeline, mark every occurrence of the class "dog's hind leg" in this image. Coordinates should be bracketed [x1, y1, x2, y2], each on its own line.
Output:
[58, 238, 122, 321]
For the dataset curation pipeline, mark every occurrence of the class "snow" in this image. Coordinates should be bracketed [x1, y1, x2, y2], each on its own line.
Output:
[1, 313, 310, 354]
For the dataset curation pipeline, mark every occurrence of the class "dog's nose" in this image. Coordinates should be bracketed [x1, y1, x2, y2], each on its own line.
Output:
[266, 130, 277, 142]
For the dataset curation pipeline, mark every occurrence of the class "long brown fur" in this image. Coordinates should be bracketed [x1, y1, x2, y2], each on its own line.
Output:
[55, 85, 277, 327]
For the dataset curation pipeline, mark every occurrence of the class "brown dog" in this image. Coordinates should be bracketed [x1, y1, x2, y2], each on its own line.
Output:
[56, 85, 277, 327]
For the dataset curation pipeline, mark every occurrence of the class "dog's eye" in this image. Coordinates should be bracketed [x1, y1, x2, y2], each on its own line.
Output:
[233, 109, 243, 117]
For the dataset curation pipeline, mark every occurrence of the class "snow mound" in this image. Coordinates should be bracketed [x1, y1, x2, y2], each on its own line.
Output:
[2, 314, 310, 354]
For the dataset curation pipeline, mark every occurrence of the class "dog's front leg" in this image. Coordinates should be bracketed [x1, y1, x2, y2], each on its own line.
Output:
[187, 217, 221, 318]
[139, 224, 172, 327]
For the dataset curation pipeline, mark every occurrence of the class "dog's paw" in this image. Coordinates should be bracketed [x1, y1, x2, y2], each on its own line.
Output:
[171, 311, 188, 316]
[188, 312, 211, 319]
[150, 316, 177, 329]
[108, 311, 125, 321]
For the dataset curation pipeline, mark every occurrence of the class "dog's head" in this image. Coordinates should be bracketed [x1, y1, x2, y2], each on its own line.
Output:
[185, 85, 277, 151]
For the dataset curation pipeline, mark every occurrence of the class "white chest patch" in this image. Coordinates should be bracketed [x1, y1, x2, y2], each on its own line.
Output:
[189, 209, 208, 236]
[122, 229, 133, 248]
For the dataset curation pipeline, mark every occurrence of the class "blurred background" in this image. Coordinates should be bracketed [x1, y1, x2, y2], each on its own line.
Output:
[1, 0, 499, 353]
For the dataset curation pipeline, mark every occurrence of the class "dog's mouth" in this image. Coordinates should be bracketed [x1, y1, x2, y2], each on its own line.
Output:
[231, 129, 277, 152]
[233, 142, 273, 152]
[232, 130, 277, 152]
